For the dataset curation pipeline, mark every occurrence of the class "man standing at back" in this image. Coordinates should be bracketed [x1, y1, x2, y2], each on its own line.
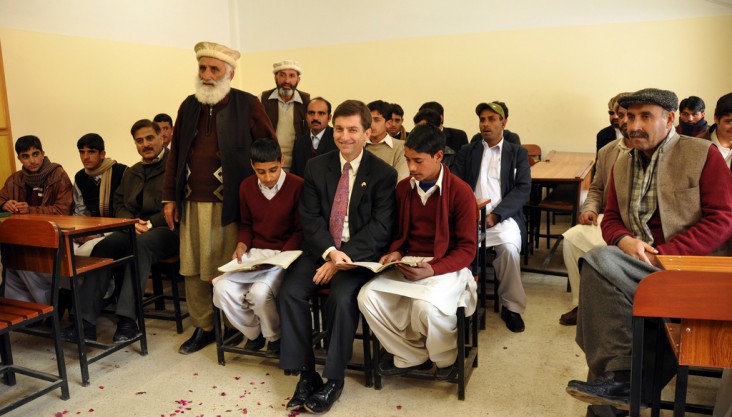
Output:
[163, 41, 276, 355]
[261, 60, 309, 171]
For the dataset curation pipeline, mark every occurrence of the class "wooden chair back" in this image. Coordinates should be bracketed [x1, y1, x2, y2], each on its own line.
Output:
[522, 144, 542, 166]
[0, 218, 62, 275]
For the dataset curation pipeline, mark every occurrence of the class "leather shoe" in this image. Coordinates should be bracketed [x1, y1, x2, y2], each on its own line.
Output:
[223, 328, 244, 347]
[266, 339, 280, 357]
[435, 362, 458, 381]
[178, 328, 215, 355]
[378, 352, 432, 376]
[501, 307, 525, 332]
[304, 380, 343, 414]
[61, 320, 97, 342]
[566, 373, 632, 410]
[286, 374, 323, 411]
[113, 316, 140, 343]
[560, 306, 578, 326]
[244, 333, 265, 351]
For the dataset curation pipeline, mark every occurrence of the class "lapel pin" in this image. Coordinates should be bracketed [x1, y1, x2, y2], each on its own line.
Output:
[361, 182, 367, 187]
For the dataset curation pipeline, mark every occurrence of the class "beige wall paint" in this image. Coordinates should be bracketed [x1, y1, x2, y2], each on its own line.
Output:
[1, 14, 731, 174]
[240, 15, 732, 157]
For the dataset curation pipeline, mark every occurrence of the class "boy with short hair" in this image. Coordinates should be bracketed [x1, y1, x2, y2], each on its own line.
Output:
[212, 137, 304, 355]
[1, 135, 73, 302]
[357, 123, 477, 381]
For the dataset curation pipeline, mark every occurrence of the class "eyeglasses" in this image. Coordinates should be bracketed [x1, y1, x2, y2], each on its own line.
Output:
[608, 110, 616, 116]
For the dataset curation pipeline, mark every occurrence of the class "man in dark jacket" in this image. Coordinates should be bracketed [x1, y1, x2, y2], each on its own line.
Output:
[63, 120, 179, 344]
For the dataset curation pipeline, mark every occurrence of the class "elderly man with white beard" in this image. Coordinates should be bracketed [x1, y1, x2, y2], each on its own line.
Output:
[163, 41, 277, 355]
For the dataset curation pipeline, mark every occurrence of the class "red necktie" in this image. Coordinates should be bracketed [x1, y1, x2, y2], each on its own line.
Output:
[329, 162, 352, 249]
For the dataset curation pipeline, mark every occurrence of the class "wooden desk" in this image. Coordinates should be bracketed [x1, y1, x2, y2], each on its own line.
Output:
[0, 213, 147, 386]
[657, 255, 732, 272]
[526, 151, 595, 274]
[630, 259, 732, 416]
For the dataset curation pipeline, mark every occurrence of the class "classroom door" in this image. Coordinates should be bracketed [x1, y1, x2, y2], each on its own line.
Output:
[0, 41, 16, 182]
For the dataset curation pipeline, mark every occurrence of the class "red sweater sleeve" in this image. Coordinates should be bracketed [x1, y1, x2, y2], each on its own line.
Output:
[281, 174, 304, 251]
[429, 179, 478, 276]
[656, 147, 732, 255]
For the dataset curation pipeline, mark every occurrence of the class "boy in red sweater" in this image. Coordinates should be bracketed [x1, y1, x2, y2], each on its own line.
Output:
[212, 138, 304, 355]
[357, 124, 477, 381]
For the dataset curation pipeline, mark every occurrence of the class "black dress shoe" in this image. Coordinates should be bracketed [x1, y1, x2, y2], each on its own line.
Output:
[61, 320, 97, 342]
[501, 307, 525, 332]
[178, 328, 215, 354]
[304, 380, 344, 414]
[566, 373, 632, 411]
[113, 316, 140, 343]
[378, 352, 432, 376]
[223, 328, 244, 347]
[265, 339, 280, 357]
[560, 306, 578, 326]
[435, 362, 458, 381]
[286, 375, 323, 411]
[244, 333, 265, 351]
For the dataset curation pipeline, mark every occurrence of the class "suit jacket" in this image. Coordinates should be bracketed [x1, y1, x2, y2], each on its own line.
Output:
[290, 126, 337, 178]
[300, 149, 397, 262]
[470, 129, 521, 146]
[260, 88, 310, 138]
[452, 138, 532, 239]
[596, 125, 618, 152]
[443, 127, 468, 151]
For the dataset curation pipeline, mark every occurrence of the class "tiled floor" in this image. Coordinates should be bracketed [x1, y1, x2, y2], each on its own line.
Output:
[1, 234, 723, 417]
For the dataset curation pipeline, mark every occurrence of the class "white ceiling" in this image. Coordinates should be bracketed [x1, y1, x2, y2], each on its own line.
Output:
[1, 0, 731, 52]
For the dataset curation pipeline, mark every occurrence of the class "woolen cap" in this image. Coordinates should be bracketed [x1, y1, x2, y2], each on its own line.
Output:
[618, 88, 678, 112]
[194, 41, 240, 69]
[272, 60, 302, 75]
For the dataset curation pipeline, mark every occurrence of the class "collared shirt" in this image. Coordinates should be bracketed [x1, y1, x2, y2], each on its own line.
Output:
[322, 150, 364, 260]
[311, 128, 326, 150]
[365, 135, 395, 148]
[475, 138, 504, 210]
[711, 129, 732, 168]
[614, 127, 623, 140]
[257, 170, 286, 200]
[141, 149, 165, 165]
[267, 89, 303, 110]
[410, 165, 444, 205]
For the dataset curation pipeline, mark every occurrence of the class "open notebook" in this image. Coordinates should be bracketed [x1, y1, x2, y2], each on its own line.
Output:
[336, 257, 431, 273]
[217, 250, 302, 273]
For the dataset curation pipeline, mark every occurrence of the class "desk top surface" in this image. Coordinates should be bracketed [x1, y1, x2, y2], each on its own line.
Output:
[531, 151, 595, 181]
[657, 255, 732, 272]
[0, 213, 137, 235]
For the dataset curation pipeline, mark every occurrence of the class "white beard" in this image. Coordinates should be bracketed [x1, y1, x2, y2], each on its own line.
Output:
[195, 76, 232, 105]
[278, 87, 294, 98]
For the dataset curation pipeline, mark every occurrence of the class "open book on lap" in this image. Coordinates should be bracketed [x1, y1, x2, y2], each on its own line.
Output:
[218, 250, 303, 273]
[336, 256, 432, 273]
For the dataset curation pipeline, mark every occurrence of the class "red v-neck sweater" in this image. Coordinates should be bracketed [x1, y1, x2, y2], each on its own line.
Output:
[238, 172, 304, 251]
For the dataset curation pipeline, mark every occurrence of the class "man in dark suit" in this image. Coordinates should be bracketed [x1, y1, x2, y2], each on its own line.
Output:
[279, 100, 397, 414]
[453, 102, 532, 333]
[290, 97, 337, 177]
[469, 101, 522, 146]
[419, 101, 469, 151]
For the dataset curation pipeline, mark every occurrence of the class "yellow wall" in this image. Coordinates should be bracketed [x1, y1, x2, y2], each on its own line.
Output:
[1, 14, 731, 174]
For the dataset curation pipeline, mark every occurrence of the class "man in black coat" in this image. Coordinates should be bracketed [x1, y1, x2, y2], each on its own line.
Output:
[279, 100, 397, 414]
[290, 97, 337, 177]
